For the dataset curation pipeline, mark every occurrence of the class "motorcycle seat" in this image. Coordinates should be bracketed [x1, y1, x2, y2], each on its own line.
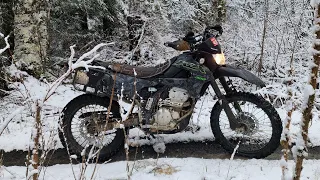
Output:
[108, 60, 171, 78]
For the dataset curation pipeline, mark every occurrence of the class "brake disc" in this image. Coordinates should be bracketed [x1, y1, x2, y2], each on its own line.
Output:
[235, 112, 259, 135]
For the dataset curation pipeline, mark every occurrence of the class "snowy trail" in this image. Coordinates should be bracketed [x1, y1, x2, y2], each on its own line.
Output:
[3, 140, 320, 167]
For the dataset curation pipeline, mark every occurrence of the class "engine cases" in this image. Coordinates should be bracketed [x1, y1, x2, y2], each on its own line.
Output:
[151, 87, 192, 132]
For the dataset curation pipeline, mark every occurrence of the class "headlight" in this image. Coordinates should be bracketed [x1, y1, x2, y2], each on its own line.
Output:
[213, 53, 226, 65]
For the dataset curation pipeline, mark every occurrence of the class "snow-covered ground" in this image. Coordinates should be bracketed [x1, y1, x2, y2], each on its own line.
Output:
[2, 158, 320, 180]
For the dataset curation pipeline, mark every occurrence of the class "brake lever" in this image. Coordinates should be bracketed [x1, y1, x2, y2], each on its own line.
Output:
[164, 42, 175, 48]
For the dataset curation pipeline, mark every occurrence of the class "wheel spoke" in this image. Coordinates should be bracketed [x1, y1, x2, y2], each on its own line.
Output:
[70, 104, 118, 149]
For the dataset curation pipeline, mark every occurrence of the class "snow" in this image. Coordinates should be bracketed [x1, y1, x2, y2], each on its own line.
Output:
[0, 106, 25, 135]
[302, 84, 315, 112]
[230, 141, 240, 160]
[70, 155, 77, 159]
[1, 1, 320, 179]
[153, 142, 166, 154]
[0, 76, 82, 151]
[0, 33, 10, 54]
[311, 0, 320, 7]
[2, 158, 320, 180]
[1, 27, 320, 179]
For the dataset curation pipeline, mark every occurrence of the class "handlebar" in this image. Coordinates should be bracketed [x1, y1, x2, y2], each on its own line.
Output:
[164, 40, 191, 51]
[165, 25, 223, 51]
[205, 25, 223, 35]
[164, 42, 177, 48]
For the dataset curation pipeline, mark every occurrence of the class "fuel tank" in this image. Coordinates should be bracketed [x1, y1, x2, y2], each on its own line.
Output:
[158, 52, 200, 78]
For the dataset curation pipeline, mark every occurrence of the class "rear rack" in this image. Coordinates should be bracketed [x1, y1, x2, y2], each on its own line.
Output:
[73, 68, 114, 95]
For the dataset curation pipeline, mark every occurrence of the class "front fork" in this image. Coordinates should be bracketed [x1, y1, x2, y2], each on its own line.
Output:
[209, 74, 241, 130]
[219, 77, 243, 112]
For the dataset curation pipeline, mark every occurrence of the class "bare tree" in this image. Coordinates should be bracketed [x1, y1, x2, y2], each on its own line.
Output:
[215, 0, 226, 23]
[281, 46, 296, 180]
[257, 0, 269, 74]
[293, 2, 320, 180]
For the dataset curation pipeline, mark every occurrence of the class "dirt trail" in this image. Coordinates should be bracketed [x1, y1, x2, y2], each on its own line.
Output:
[2, 140, 320, 166]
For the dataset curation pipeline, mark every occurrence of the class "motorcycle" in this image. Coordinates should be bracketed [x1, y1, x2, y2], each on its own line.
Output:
[59, 25, 282, 160]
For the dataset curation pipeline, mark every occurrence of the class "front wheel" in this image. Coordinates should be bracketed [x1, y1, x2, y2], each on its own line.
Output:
[211, 92, 282, 158]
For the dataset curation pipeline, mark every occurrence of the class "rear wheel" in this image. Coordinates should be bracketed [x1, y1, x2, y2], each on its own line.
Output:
[59, 94, 124, 161]
[210, 92, 282, 158]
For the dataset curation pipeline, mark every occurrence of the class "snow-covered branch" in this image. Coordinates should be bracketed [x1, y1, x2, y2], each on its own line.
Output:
[0, 33, 10, 55]
[128, 21, 146, 63]
[292, 2, 320, 180]
[74, 42, 114, 65]
[0, 106, 25, 136]
[43, 42, 114, 102]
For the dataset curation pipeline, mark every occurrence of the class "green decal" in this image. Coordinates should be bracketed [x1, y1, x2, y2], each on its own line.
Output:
[195, 76, 206, 81]
[175, 60, 206, 74]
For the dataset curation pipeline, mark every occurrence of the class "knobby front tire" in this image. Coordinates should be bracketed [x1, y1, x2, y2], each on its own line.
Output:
[210, 92, 282, 159]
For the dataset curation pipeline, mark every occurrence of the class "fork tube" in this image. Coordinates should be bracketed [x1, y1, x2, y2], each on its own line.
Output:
[210, 74, 239, 130]
[219, 77, 242, 112]
[219, 77, 232, 93]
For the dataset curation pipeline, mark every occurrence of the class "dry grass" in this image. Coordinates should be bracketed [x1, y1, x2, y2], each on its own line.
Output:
[152, 164, 178, 175]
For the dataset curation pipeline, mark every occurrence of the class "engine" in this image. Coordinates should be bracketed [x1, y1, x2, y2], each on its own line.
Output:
[150, 87, 192, 131]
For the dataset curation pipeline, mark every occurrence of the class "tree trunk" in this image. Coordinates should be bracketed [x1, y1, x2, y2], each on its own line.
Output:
[293, 3, 320, 180]
[258, 0, 268, 74]
[32, 100, 41, 180]
[281, 105, 294, 180]
[14, 0, 49, 78]
[127, 15, 144, 51]
[216, 0, 226, 24]
[0, 56, 10, 97]
[281, 16, 299, 179]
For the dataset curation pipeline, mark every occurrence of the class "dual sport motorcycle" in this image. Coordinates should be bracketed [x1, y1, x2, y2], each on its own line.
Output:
[59, 26, 282, 160]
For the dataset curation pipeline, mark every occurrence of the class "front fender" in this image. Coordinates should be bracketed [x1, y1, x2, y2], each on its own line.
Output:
[214, 65, 266, 87]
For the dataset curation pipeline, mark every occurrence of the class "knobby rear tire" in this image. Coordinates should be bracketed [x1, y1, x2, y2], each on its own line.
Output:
[59, 94, 124, 161]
